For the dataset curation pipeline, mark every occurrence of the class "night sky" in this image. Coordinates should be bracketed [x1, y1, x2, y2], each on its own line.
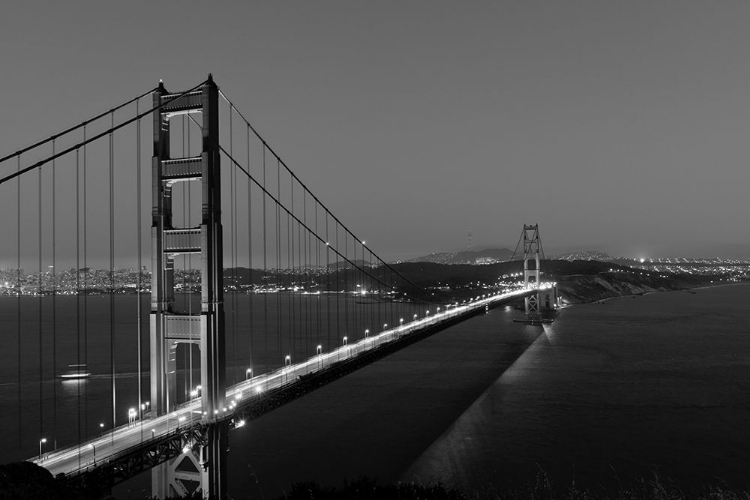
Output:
[1, 2, 749, 262]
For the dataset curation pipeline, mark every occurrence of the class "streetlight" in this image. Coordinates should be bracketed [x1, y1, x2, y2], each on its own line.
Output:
[284, 355, 291, 384]
[413, 313, 418, 322]
[128, 408, 137, 426]
[89, 443, 96, 465]
[364, 329, 369, 338]
[151, 429, 156, 440]
[317, 345, 323, 370]
[246, 368, 253, 381]
[99, 423, 104, 437]
[39, 438, 46, 461]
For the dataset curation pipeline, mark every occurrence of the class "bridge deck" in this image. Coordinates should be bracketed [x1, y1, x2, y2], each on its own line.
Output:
[34, 288, 538, 480]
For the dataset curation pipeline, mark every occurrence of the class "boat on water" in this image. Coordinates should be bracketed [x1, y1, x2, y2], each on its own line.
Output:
[59, 364, 91, 379]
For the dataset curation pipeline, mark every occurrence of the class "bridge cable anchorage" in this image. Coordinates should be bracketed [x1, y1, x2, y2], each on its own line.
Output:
[0, 80, 208, 187]
[215, 91, 440, 305]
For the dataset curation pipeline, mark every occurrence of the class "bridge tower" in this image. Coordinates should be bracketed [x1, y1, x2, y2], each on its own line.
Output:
[150, 76, 227, 498]
[522, 224, 541, 319]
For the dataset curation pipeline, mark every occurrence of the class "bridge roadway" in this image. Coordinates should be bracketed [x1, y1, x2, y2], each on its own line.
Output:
[33, 287, 539, 479]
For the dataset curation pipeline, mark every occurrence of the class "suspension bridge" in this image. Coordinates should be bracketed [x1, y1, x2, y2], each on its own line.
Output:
[0, 76, 557, 498]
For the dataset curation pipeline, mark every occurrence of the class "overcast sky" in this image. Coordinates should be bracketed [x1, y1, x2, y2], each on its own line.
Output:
[1, 1, 749, 263]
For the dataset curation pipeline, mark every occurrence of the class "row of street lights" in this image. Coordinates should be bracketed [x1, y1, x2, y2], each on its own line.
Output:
[39, 308, 450, 465]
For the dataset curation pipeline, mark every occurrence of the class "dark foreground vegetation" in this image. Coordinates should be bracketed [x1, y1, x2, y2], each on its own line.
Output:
[3, 463, 750, 500]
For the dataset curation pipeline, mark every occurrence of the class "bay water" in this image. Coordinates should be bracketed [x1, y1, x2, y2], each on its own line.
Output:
[2, 285, 749, 498]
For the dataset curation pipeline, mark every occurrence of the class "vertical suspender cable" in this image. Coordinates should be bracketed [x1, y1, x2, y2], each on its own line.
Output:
[251, 127, 254, 369]
[303, 192, 308, 354]
[16, 155, 21, 460]
[288, 172, 293, 357]
[75, 147, 81, 467]
[136, 100, 143, 428]
[326, 215, 330, 352]
[182, 116, 188, 398]
[83, 126, 89, 438]
[336, 223, 339, 345]
[316, 203, 320, 350]
[296, 182, 301, 352]
[287, 181, 292, 358]
[230, 106, 236, 383]
[262, 146, 267, 359]
[52, 139, 57, 451]
[187, 113, 193, 408]
[38, 149, 43, 450]
[276, 160, 284, 364]
[344, 231, 348, 345]
[109, 112, 116, 432]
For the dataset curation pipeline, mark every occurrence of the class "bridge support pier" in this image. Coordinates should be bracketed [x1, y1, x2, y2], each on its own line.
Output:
[151, 76, 226, 499]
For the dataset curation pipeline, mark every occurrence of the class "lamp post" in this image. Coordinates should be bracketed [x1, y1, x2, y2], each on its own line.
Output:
[413, 313, 418, 322]
[317, 345, 323, 370]
[284, 355, 291, 384]
[89, 443, 96, 465]
[246, 368, 252, 381]
[39, 438, 46, 461]
[99, 422, 104, 437]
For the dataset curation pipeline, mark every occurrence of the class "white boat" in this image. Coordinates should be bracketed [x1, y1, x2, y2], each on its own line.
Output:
[59, 364, 91, 379]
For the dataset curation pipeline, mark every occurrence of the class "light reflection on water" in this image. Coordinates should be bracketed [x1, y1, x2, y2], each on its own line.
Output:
[404, 284, 750, 494]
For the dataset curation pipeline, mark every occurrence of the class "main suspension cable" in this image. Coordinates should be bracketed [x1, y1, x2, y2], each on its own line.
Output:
[0, 81, 208, 187]
[0, 87, 157, 165]
[217, 91, 435, 302]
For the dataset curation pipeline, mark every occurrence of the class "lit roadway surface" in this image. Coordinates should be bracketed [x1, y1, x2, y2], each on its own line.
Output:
[34, 287, 541, 477]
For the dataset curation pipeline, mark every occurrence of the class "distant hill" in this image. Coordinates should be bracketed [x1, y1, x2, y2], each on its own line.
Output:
[406, 248, 514, 265]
